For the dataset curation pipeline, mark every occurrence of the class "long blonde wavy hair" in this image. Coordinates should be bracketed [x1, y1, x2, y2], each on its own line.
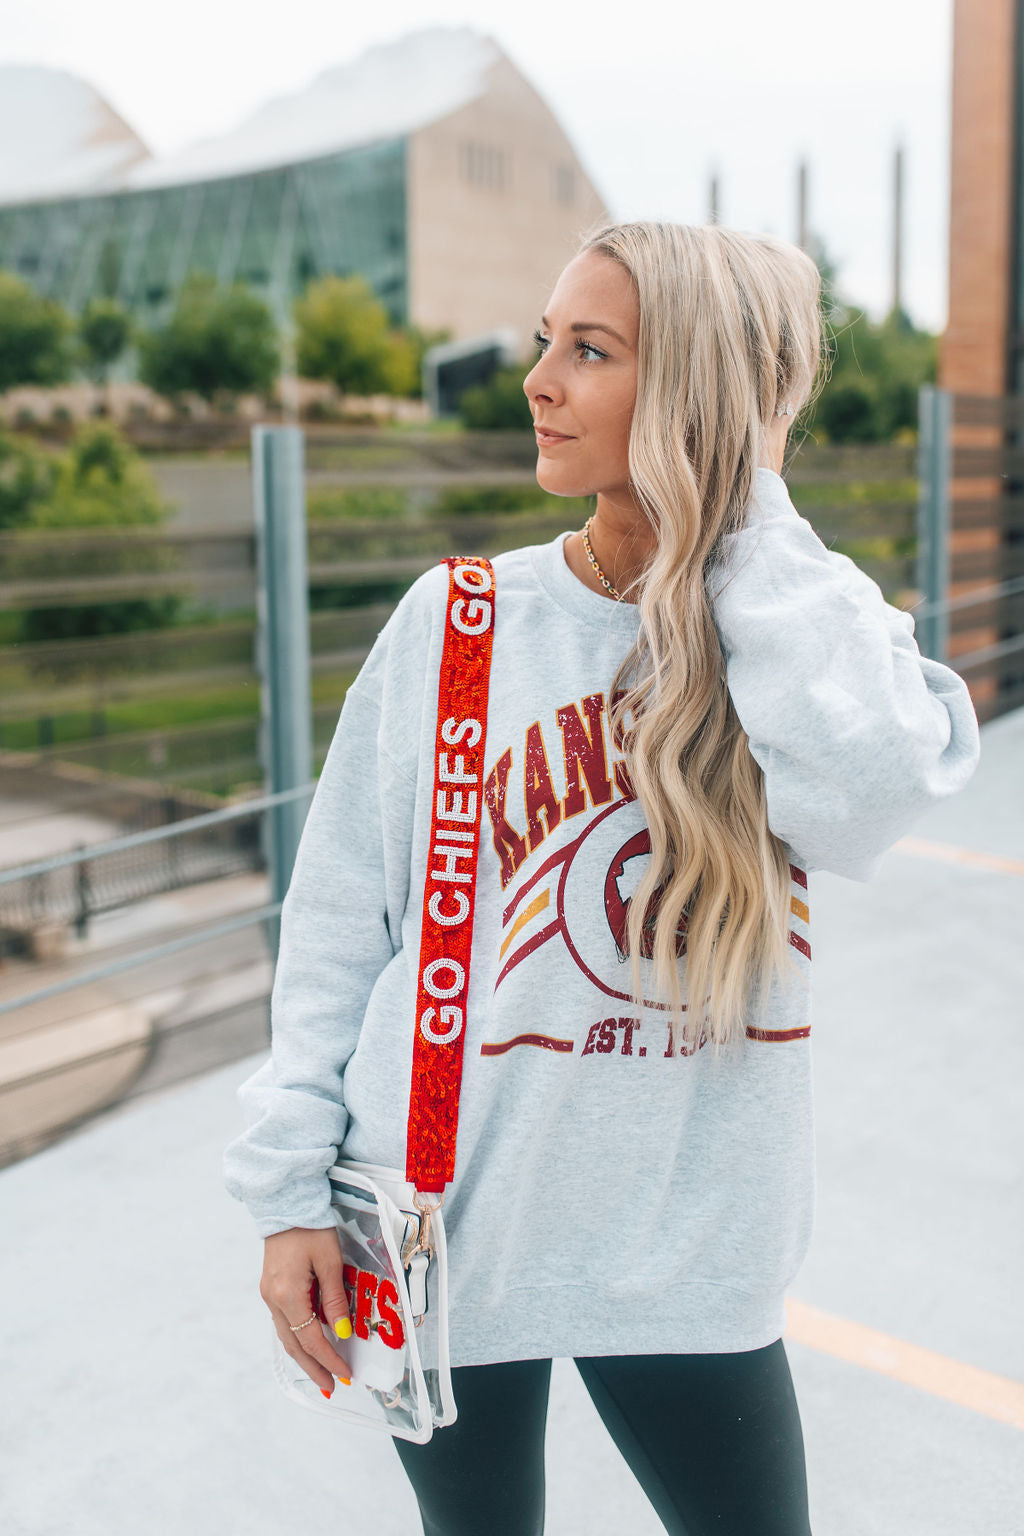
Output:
[577, 221, 830, 1054]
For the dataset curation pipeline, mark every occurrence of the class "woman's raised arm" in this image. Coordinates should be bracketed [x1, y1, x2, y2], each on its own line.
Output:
[708, 467, 981, 879]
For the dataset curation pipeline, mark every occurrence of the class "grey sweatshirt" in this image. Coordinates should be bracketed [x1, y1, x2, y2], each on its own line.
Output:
[223, 467, 981, 1367]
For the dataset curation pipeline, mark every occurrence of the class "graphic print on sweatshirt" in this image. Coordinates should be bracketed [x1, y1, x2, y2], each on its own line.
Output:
[480, 690, 811, 1059]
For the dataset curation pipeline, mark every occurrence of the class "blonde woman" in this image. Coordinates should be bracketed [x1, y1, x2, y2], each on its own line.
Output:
[224, 221, 980, 1534]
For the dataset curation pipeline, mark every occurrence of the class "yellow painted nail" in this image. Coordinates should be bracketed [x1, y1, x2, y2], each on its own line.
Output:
[334, 1317, 353, 1340]
[336, 1375, 351, 1386]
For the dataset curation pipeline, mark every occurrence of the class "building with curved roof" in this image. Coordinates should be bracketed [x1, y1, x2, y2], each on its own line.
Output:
[0, 27, 610, 363]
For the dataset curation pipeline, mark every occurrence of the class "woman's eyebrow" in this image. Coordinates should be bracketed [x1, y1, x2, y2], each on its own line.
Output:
[539, 317, 630, 347]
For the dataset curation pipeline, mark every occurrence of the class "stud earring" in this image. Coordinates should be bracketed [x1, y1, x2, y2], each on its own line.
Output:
[776, 402, 795, 418]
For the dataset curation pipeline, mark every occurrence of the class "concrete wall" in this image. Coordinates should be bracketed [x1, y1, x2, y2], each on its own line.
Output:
[406, 55, 611, 355]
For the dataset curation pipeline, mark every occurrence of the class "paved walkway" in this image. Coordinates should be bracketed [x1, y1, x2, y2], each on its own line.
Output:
[0, 708, 1021, 1535]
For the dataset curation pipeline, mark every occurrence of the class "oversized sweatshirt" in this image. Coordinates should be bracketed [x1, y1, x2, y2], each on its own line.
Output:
[222, 467, 981, 1367]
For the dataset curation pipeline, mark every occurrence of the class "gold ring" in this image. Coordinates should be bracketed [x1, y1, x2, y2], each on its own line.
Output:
[289, 1312, 319, 1333]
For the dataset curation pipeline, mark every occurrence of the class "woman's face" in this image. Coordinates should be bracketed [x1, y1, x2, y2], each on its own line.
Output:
[523, 249, 640, 505]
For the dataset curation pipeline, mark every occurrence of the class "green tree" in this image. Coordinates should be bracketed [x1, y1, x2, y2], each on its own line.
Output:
[0, 270, 76, 392]
[294, 274, 418, 396]
[800, 234, 938, 443]
[812, 304, 937, 443]
[457, 365, 533, 430]
[137, 271, 280, 405]
[79, 297, 134, 407]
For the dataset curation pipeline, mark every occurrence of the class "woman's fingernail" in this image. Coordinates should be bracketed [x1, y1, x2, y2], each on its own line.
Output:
[320, 1386, 333, 1399]
[333, 1317, 352, 1339]
[336, 1374, 351, 1385]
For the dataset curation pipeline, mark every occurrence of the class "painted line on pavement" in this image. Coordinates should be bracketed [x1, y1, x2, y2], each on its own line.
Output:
[786, 1299, 1024, 1431]
[893, 835, 1024, 877]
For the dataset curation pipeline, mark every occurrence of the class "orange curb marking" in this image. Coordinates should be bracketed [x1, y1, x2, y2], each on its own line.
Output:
[892, 836, 1024, 878]
[785, 1299, 1024, 1431]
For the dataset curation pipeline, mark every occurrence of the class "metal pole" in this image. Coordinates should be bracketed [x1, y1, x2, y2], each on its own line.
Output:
[916, 385, 952, 663]
[252, 425, 313, 955]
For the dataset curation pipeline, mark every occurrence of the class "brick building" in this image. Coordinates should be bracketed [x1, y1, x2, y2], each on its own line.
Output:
[941, 0, 1024, 709]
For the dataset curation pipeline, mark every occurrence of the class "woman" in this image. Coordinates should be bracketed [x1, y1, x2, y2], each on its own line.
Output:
[224, 221, 981, 1535]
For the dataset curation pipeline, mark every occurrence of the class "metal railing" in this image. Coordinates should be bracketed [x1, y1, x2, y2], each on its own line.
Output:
[916, 386, 1024, 715]
[1, 409, 1019, 1167]
[0, 784, 312, 1017]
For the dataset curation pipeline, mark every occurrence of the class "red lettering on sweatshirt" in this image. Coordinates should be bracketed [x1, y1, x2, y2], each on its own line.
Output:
[581, 1017, 641, 1056]
[557, 693, 613, 817]
[523, 720, 563, 851]
[485, 695, 634, 882]
[484, 748, 528, 887]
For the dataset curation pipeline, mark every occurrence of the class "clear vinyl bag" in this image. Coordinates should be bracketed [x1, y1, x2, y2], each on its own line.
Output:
[270, 1160, 457, 1443]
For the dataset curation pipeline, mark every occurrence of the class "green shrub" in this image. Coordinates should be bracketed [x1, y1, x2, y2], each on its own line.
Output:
[0, 427, 57, 530]
[427, 484, 593, 521]
[310, 579, 412, 612]
[307, 485, 410, 520]
[457, 366, 533, 430]
[10, 422, 185, 644]
[30, 422, 167, 527]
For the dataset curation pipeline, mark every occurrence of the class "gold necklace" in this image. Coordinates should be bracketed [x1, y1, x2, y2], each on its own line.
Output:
[581, 516, 622, 601]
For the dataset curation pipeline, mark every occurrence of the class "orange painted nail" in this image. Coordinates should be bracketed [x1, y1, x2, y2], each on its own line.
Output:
[336, 1375, 351, 1386]
[320, 1386, 333, 1399]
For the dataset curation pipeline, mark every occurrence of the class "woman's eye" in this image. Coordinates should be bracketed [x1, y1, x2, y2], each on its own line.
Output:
[530, 331, 606, 362]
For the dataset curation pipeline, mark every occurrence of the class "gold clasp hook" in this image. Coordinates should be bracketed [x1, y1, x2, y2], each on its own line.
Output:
[410, 1189, 444, 1261]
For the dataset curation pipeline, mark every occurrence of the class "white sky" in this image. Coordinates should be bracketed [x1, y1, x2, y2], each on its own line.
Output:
[0, 0, 953, 329]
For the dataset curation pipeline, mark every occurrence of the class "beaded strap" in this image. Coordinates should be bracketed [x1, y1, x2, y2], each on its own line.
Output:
[405, 557, 495, 1194]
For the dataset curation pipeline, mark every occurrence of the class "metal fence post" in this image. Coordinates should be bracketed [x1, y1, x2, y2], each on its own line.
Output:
[916, 384, 952, 663]
[252, 425, 313, 956]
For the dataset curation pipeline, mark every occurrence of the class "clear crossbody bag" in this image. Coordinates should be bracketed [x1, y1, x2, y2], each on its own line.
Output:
[269, 557, 495, 1443]
[270, 1163, 455, 1442]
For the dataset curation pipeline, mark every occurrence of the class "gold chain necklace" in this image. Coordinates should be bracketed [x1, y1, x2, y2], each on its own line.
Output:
[581, 516, 622, 601]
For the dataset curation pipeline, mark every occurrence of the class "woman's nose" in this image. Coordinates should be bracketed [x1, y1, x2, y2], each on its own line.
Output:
[523, 355, 561, 405]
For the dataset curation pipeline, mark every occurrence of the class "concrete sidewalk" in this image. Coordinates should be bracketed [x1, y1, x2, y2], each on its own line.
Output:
[0, 709, 1021, 1535]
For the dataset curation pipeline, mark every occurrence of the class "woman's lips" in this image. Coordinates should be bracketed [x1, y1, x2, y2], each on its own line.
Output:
[535, 428, 575, 445]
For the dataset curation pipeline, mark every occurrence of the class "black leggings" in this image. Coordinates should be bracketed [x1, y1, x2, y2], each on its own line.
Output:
[393, 1340, 811, 1536]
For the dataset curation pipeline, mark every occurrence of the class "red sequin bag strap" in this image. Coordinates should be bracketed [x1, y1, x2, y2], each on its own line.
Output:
[405, 557, 495, 1200]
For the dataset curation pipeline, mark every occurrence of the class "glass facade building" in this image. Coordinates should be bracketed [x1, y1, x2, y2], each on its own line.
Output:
[0, 138, 408, 334]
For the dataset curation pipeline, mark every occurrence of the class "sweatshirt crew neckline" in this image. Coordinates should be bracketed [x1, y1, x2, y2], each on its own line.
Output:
[532, 531, 643, 631]
[534, 470, 789, 627]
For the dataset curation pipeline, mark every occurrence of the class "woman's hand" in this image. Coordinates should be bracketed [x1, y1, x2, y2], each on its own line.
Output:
[260, 1226, 354, 1394]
